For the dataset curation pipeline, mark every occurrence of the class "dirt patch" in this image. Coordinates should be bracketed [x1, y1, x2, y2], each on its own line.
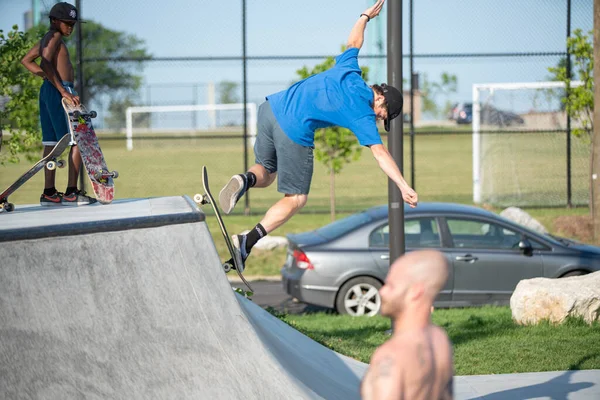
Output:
[553, 215, 594, 244]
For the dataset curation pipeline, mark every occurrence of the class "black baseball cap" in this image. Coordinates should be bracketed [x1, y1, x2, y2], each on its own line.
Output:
[381, 83, 404, 132]
[49, 2, 81, 22]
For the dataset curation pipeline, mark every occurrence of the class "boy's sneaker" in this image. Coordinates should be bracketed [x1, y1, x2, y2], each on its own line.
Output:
[231, 234, 250, 273]
[219, 174, 248, 214]
[40, 192, 63, 206]
[61, 190, 98, 206]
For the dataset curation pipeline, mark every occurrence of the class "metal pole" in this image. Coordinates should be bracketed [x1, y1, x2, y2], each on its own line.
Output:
[192, 84, 198, 131]
[409, 0, 415, 189]
[566, 0, 572, 207]
[32, 0, 41, 26]
[387, 0, 405, 265]
[242, 0, 250, 215]
[76, 0, 85, 192]
[592, 0, 600, 239]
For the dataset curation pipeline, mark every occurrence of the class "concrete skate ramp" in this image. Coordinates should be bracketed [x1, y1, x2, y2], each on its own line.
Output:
[0, 197, 366, 399]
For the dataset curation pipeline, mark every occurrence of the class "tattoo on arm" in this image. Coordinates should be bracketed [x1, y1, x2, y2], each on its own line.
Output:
[376, 355, 394, 378]
[417, 343, 426, 367]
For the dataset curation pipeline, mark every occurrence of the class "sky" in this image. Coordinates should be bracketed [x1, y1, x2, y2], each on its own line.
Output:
[0, 0, 594, 126]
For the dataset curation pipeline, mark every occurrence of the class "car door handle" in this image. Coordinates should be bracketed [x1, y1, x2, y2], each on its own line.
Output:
[380, 255, 390, 260]
[455, 255, 478, 262]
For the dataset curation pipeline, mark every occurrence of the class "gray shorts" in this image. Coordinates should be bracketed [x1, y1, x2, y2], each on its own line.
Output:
[254, 101, 314, 195]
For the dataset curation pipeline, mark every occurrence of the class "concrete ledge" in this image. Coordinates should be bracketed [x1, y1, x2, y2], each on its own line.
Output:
[0, 196, 204, 242]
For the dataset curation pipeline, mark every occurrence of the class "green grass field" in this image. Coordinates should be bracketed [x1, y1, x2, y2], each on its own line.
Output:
[274, 306, 600, 375]
[1, 129, 589, 211]
[1, 130, 593, 275]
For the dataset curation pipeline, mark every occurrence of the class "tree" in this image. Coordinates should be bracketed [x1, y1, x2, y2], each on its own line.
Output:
[544, 57, 568, 111]
[70, 20, 150, 105]
[0, 24, 46, 164]
[548, 29, 594, 217]
[296, 48, 368, 221]
[420, 72, 458, 119]
[218, 81, 239, 104]
[548, 29, 594, 140]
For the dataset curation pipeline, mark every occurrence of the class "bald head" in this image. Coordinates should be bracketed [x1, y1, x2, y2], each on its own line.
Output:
[389, 250, 449, 299]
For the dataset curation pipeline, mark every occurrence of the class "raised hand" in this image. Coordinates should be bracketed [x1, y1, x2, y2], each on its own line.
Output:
[362, 0, 385, 20]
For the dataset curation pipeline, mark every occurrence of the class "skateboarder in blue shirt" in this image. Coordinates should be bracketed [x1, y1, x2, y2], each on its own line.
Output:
[219, 0, 417, 270]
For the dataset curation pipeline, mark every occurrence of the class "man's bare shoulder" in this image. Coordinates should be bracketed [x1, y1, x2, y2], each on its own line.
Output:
[40, 29, 63, 48]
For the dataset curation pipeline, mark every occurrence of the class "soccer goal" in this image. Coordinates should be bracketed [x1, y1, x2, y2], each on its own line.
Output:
[125, 103, 257, 151]
[472, 80, 585, 207]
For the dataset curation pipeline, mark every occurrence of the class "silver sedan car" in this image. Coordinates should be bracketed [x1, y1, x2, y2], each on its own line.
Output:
[281, 202, 600, 316]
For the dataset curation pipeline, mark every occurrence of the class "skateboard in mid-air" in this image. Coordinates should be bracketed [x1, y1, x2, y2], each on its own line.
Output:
[0, 133, 70, 213]
[62, 98, 118, 204]
[194, 166, 253, 293]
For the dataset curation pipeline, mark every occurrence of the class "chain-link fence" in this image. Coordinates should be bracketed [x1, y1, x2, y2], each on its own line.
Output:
[68, 0, 595, 211]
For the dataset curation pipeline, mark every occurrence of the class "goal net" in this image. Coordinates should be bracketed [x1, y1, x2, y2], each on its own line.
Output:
[125, 103, 257, 151]
[472, 81, 589, 207]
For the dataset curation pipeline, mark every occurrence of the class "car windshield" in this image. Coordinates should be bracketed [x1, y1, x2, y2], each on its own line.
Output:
[315, 211, 373, 240]
[547, 234, 577, 246]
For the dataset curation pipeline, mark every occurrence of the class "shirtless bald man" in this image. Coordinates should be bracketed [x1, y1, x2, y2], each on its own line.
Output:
[361, 250, 454, 400]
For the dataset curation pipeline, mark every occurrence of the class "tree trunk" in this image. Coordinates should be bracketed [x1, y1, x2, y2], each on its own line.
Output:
[330, 169, 336, 222]
[593, 0, 600, 242]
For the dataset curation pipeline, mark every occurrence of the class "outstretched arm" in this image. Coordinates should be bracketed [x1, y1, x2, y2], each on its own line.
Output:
[347, 0, 385, 49]
[21, 41, 45, 78]
[370, 144, 418, 207]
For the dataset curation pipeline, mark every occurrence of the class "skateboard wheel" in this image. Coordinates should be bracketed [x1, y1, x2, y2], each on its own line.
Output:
[57, 160, 66, 168]
[111, 170, 119, 179]
[5, 203, 14, 212]
[46, 161, 56, 170]
[73, 111, 81, 119]
[223, 263, 232, 273]
[193, 193, 204, 204]
[90, 111, 97, 118]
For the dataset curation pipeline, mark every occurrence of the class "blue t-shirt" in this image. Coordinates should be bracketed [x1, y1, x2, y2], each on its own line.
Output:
[266, 47, 381, 147]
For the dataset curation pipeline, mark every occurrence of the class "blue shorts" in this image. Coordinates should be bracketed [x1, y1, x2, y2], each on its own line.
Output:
[254, 101, 314, 195]
[40, 80, 76, 146]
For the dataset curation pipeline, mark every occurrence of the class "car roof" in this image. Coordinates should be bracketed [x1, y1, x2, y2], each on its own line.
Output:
[366, 202, 498, 220]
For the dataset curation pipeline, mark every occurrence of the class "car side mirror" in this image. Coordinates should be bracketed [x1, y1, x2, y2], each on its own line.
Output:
[518, 238, 533, 255]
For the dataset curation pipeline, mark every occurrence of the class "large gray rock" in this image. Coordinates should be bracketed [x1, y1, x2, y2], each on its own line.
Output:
[510, 271, 600, 325]
[500, 207, 548, 234]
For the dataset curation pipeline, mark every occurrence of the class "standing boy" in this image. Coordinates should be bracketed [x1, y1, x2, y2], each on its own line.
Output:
[21, 2, 96, 206]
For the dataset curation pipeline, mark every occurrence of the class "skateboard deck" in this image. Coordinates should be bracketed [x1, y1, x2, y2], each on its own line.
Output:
[0, 134, 69, 212]
[62, 98, 118, 204]
[194, 166, 254, 293]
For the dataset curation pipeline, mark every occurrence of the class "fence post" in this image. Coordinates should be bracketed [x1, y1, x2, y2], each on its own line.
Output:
[566, 0, 573, 208]
[409, 0, 416, 190]
[242, 0, 250, 215]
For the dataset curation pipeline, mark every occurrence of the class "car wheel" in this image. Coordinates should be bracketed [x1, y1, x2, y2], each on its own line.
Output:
[561, 270, 588, 278]
[335, 277, 382, 316]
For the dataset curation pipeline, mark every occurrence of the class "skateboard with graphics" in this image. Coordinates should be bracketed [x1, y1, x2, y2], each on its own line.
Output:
[62, 98, 118, 204]
[194, 166, 254, 293]
[0, 134, 69, 212]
